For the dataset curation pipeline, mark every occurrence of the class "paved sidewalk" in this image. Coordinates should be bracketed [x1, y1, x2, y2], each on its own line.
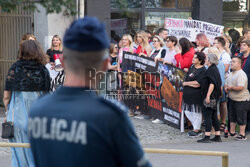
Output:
[144, 137, 250, 167]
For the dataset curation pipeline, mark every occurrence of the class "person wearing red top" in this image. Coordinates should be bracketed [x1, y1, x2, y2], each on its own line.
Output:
[134, 30, 152, 57]
[175, 38, 195, 70]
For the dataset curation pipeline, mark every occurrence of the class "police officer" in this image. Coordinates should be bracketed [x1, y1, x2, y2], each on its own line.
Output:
[28, 17, 152, 167]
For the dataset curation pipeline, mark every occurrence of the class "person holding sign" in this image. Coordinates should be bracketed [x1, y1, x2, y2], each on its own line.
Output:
[175, 38, 195, 71]
[135, 30, 152, 57]
[150, 35, 166, 61]
[163, 36, 178, 66]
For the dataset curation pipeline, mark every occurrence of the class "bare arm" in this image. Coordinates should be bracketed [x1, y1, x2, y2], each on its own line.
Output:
[224, 64, 230, 73]
[108, 62, 118, 71]
[3, 90, 11, 110]
[205, 84, 214, 104]
[183, 81, 200, 88]
[225, 85, 244, 92]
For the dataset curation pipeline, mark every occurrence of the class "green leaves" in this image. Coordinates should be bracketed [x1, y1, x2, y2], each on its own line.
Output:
[0, 0, 77, 15]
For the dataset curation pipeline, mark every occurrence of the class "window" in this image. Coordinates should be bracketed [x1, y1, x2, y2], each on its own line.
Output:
[111, 12, 141, 43]
[145, 12, 191, 33]
[223, 0, 248, 12]
[111, 0, 141, 9]
[146, 0, 176, 8]
[178, 0, 192, 8]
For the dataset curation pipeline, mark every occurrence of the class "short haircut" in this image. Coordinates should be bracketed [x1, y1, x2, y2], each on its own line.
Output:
[214, 36, 226, 47]
[63, 47, 106, 75]
[241, 40, 250, 47]
[155, 28, 168, 35]
[19, 40, 46, 65]
[195, 52, 206, 65]
[232, 56, 243, 66]
[167, 36, 178, 46]
[207, 53, 219, 65]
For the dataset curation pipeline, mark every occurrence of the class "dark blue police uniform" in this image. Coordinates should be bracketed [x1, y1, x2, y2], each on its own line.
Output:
[29, 86, 151, 167]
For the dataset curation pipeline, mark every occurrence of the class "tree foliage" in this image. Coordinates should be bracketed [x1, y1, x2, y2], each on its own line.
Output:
[0, 0, 76, 15]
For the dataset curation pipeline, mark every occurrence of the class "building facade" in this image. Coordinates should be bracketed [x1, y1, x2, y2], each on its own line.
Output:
[86, 0, 249, 42]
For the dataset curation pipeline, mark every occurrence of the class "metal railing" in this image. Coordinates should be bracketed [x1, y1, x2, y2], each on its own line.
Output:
[0, 143, 229, 167]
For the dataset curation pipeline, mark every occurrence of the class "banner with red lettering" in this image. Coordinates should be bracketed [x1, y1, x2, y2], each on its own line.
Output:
[165, 18, 224, 43]
[121, 52, 186, 129]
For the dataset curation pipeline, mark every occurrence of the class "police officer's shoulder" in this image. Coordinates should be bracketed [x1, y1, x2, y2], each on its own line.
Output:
[98, 97, 128, 116]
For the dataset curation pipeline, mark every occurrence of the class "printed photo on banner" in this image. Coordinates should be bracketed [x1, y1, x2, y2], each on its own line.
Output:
[119, 52, 187, 129]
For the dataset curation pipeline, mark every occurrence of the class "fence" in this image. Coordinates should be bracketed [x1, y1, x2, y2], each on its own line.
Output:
[0, 142, 229, 167]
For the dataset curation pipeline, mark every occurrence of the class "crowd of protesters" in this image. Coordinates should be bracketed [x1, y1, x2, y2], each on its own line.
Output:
[109, 28, 250, 142]
[2, 26, 250, 166]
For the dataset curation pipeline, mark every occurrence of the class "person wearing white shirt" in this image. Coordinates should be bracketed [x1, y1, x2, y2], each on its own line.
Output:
[214, 36, 231, 74]
[163, 36, 178, 66]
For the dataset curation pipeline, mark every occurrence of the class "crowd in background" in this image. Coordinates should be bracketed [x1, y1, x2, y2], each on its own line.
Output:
[109, 28, 250, 142]
[2, 26, 250, 165]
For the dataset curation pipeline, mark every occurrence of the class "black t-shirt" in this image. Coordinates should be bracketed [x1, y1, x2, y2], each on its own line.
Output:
[203, 64, 222, 100]
[150, 49, 166, 59]
[183, 65, 206, 105]
[108, 55, 118, 72]
[110, 55, 118, 66]
[46, 49, 63, 62]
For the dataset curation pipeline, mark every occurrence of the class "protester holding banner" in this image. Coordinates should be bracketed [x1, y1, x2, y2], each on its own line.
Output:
[150, 35, 166, 61]
[213, 36, 231, 75]
[118, 34, 136, 72]
[163, 36, 177, 66]
[182, 52, 206, 137]
[135, 30, 152, 57]
[175, 38, 195, 70]
[197, 53, 222, 143]
[223, 35, 233, 56]
[195, 33, 210, 54]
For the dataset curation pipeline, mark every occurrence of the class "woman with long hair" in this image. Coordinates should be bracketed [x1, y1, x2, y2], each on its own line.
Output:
[134, 30, 152, 57]
[46, 35, 63, 63]
[175, 38, 195, 70]
[3, 40, 50, 166]
[118, 34, 136, 73]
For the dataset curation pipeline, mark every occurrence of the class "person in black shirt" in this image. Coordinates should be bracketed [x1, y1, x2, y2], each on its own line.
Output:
[107, 43, 118, 92]
[182, 52, 206, 137]
[108, 43, 118, 71]
[46, 35, 63, 63]
[197, 53, 222, 143]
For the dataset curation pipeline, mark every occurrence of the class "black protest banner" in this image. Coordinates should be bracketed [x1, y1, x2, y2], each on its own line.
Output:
[158, 63, 185, 128]
[121, 52, 186, 129]
[121, 52, 159, 114]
